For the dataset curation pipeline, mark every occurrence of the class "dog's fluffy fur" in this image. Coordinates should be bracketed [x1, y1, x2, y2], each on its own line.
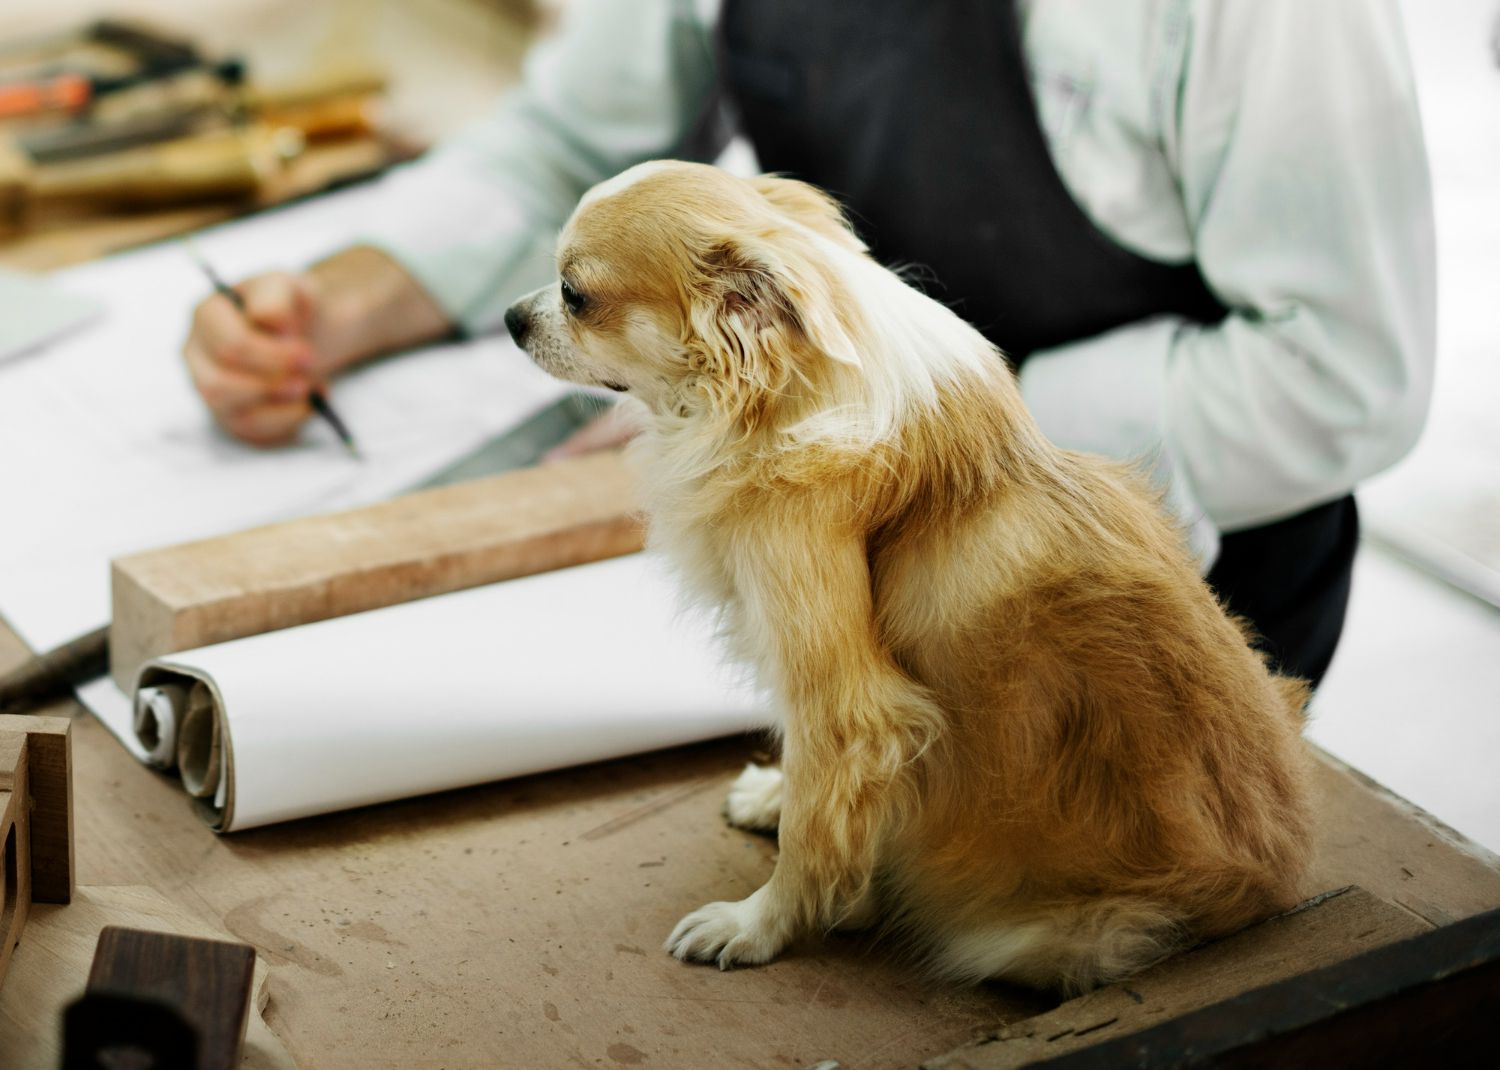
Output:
[507, 160, 1313, 994]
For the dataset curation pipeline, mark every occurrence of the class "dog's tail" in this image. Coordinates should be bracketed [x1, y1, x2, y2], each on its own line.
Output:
[925, 896, 1186, 996]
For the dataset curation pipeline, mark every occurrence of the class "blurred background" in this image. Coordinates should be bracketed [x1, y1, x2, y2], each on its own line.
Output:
[0, 0, 543, 270]
[0, 0, 1495, 847]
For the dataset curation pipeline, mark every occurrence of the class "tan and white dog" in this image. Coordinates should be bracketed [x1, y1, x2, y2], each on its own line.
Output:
[505, 160, 1312, 993]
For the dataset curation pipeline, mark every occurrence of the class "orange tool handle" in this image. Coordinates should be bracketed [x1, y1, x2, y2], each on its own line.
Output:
[0, 73, 91, 119]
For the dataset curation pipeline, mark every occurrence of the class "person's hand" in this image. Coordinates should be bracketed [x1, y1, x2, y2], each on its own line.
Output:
[544, 404, 645, 461]
[182, 245, 453, 446]
[184, 272, 322, 446]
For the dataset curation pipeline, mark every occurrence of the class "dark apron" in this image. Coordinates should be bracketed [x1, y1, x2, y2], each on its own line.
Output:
[718, 0, 1356, 685]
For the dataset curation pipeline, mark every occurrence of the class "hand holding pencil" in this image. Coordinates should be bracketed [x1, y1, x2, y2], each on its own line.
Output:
[181, 243, 360, 455]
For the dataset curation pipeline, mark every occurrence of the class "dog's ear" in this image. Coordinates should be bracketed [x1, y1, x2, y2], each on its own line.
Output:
[693, 238, 860, 375]
[749, 174, 866, 255]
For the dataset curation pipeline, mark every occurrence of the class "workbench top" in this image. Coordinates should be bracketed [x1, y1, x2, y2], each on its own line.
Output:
[3, 618, 1499, 1068]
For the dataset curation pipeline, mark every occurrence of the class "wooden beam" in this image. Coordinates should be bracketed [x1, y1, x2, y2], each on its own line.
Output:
[110, 450, 645, 689]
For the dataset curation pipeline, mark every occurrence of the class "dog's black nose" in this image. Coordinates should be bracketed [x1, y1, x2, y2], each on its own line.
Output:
[504, 304, 530, 345]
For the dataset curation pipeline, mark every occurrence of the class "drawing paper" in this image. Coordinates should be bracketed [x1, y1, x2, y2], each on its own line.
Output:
[0, 267, 103, 364]
[0, 182, 567, 659]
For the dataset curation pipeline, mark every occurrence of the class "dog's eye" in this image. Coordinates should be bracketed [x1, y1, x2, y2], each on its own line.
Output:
[560, 278, 587, 315]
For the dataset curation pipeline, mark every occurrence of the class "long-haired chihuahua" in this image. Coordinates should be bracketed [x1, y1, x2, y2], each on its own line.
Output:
[505, 160, 1312, 993]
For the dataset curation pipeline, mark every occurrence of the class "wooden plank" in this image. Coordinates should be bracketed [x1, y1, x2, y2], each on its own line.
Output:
[993, 904, 1500, 1069]
[0, 736, 32, 993]
[0, 714, 74, 904]
[1302, 746, 1500, 928]
[77, 926, 257, 1070]
[109, 450, 645, 689]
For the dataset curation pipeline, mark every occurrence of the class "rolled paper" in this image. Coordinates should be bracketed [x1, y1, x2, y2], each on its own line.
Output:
[176, 681, 222, 799]
[132, 683, 185, 768]
[123, 554, 766, 832]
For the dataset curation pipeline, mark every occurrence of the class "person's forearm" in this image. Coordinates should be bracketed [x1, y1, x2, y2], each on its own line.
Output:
[309, 245, 455, 375]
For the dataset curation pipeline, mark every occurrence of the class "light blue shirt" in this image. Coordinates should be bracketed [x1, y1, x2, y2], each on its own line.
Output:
[363, 0, 1436, 566]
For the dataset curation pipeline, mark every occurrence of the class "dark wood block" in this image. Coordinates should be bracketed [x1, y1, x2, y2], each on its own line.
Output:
[85, 926, 257, 1070]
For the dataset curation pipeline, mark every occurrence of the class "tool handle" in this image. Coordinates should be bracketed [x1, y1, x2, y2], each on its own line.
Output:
[0, 626, 109, 714]
[0, 73, 90, 119]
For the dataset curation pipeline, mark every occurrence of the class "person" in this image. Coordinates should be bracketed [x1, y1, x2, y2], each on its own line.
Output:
[181, 0, 1435, 686]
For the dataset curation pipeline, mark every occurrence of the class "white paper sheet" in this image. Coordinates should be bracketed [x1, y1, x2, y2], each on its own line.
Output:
[0, 183, 568, 659]
[0, 267, 103, 364]
[127, 555, 768, 831]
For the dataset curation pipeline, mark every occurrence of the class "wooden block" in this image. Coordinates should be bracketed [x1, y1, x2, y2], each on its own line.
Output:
[68, 926, 257, 1070]
[0, 734, 32, 993]
[0, 715, 74, 904]
[110, 450, 645, 689]
[925, 886, 1432, 1069]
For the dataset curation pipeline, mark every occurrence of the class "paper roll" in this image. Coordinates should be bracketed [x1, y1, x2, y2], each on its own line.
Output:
[131, 554, 768, 832]
[132, 683, 185, 768]
[176, 681, 222, 799]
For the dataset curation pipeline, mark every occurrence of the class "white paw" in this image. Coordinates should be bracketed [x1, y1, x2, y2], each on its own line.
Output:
[724, 763, 783, 831]
[665, 889, 786, 969]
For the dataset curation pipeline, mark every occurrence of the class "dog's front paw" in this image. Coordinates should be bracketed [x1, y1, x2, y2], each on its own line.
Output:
[665, 890, 787, 969]
[724, 763, 783, 831]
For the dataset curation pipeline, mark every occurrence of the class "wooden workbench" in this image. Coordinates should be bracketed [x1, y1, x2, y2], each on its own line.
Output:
[3, 618, 1500, 1068]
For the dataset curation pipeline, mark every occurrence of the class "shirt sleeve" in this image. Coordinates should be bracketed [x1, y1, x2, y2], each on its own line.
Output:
[1018, 0, 1436, 559]
[358, 0, 720, 335]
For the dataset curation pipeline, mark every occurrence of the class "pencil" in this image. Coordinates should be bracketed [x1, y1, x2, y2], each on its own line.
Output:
[182, 238, 363, 459]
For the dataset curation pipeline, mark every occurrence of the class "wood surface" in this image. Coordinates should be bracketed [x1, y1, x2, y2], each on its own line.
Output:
[0, 714, 75, 904]
[0, 734, 31, 994]
[83, 925, 257, 1070]
[109, 450, 645, 690]
[922, 886, 1431, 1069]
[979, 902, 1500, 1069]
[0, 884, 293, 1069]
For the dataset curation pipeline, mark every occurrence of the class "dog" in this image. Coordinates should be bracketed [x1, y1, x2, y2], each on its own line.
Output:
[505, 160, 1313, 993]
